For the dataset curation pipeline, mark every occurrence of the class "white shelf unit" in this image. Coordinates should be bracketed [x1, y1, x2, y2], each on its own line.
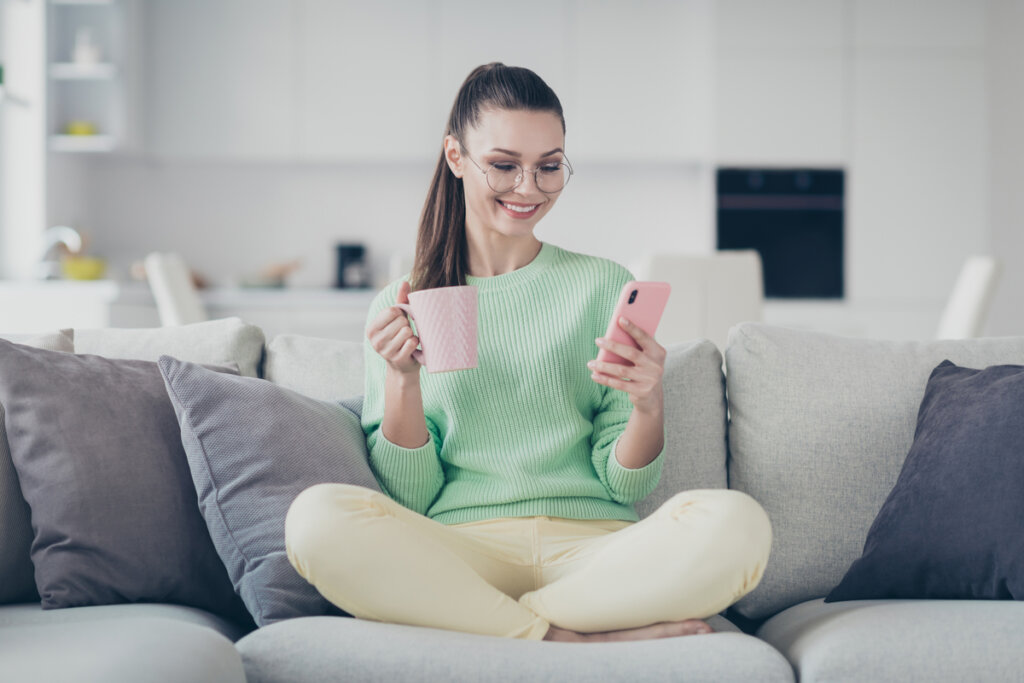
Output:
[47, 0, 123, 153]
[50, 62, 116, 80]
[49, 133, 115, 152]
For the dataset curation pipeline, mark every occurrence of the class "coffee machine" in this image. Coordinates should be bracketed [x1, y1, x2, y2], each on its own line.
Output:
[335, 243, 371, 289]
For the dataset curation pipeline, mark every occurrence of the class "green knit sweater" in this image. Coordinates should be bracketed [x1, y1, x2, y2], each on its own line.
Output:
[361, 242, 664, 525]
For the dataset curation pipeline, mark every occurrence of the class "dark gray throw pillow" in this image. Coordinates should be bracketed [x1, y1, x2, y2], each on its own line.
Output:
[0, 339, 252, 626]
[157, 355, 381, 626]
[827, 360, 1024, 602]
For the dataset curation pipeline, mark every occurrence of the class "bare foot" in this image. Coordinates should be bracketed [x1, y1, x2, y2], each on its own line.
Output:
[543, 619, 713, 643]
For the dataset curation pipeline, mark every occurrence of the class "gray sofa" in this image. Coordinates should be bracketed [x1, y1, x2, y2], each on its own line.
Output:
[1, 317, 1022, 682]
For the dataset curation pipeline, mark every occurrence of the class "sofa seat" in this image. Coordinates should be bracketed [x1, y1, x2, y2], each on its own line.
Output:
[236, 614, 795, 683]
[757, 598, 1024, 682]
[0, 602, 254, 683]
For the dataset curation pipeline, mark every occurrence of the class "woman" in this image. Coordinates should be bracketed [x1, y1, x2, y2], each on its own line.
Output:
[286, 63, 772, 642]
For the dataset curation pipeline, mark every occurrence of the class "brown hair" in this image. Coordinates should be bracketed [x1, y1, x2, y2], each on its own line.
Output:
[409, 63, 566, 291]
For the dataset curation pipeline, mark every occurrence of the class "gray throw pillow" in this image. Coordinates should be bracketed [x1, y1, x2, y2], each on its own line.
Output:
[157, 356, 382, 626]
[0, 339, 251, 626]
[827, 360, 1024, 602]
[0, 330, 74, 604]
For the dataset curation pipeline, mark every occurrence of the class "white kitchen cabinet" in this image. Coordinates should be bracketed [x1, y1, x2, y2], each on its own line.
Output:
[714, 55, 845, 165]
[713, 0, 845, 165]
[0, 279, 119, 331]
[848, 55, 988, 305]
[145, 0, 294, 160]
[852, 0, 986, 51]
[567, 0, 714, 163]
[715, 0, 845, 52]
[142, 0, 715, 165]
[0, 280, 376, 341]
[296, 0, 438, 162]
[435, 0, 571, 142]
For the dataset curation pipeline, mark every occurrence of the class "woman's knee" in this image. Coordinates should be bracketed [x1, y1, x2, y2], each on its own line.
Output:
[285, 483, 385, 559]
[662, 489, 772, 553]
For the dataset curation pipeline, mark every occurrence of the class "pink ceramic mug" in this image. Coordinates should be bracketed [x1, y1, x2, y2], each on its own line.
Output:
[396, 285, 479, 373]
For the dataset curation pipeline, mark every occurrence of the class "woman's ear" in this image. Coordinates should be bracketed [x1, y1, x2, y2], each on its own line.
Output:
[443, 135, 463, 178]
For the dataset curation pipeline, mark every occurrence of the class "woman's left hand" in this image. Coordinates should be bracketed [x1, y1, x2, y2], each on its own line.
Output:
[587, 316, 666, 415]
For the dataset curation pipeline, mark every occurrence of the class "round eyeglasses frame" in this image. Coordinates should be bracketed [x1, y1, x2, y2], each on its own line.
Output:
[461, 148, 574, 194]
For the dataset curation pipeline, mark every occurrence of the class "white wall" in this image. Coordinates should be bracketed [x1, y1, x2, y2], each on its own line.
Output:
[40, 0, 1023, 339]
[50, 156, 712, 290]
[0, 0, 48, 281]
[987, 0, 1024, 336]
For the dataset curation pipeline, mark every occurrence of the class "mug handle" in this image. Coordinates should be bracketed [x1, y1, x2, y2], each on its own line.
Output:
[394, 303, 425, 365]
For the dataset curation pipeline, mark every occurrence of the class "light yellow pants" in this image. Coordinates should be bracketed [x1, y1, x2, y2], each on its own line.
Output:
[285, 484, 772, 640]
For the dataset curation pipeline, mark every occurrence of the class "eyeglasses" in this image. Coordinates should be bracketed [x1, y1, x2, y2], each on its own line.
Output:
[462, 149, 573, 194]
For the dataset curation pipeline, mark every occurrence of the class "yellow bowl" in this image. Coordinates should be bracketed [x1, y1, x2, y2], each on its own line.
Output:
[65, 120, 98, 136]
[62, 256, 106, 280]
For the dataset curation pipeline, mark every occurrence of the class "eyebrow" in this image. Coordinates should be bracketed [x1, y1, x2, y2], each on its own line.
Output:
[488, 147, 564, 158]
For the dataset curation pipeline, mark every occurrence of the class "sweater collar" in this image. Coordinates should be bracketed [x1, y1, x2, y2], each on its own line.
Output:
[465, 241, 559, 291]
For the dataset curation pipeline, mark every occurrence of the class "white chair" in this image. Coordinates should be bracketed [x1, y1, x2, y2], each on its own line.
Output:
[143, 252, 208, 327]
[935, 256, 1001, 340]
[630, 250, 763, 352]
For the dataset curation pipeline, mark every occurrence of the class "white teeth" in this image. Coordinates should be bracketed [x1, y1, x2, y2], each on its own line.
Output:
[501, 201, 538, 213]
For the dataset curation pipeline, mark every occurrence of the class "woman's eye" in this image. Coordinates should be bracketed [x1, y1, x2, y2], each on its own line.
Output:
[492, 163, 518, 172]
[540, 165, 561, 173]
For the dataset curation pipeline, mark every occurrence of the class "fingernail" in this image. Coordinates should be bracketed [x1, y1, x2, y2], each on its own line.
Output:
[595, 338, 604, 345]
[586, 361, 595, 368]
[619, 316, 629, 325]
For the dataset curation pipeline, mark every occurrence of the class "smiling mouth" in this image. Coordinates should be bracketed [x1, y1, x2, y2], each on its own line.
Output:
[497, 200, 540, 213]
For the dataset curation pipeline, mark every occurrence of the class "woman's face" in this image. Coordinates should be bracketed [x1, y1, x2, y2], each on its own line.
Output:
[445, 108, 566, 241]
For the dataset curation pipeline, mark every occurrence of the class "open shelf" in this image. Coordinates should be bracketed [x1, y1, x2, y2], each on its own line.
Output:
[50, 62, 116, 79]
[49, 134, 115, 152]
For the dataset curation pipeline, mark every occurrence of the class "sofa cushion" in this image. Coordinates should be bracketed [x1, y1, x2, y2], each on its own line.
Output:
[828, 360, 1024, 602]
[0, 340, 251, 626]
[724, 323, 1024, 620]
[0, 601, 253, 642]
[0, 328, 74, 350]
[757, 598, 1024, 683]
[74, 316, 265, 378]
[637, 339, 729, 517]
[263, 334, 364, 400]
[0, 616, 246, 683]
[235, 614, 795, 683]
[0, 330, 74, 605]
[158, 356, 381, 626]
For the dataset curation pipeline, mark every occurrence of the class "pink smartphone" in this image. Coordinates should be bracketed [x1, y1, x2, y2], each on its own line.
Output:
[596, 281, 671, 365]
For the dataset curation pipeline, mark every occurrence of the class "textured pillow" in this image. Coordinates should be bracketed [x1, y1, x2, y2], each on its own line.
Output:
[74, 317, 265, 378]
[827, 360, 1024, 602]
[0, 339, 251, 626]
[636, 339, 728, 518]
[725, 322, 1024, 620]
[0, 330, 74, 604]
[263, 334, 365, 401]
[158, 355, 382, 626]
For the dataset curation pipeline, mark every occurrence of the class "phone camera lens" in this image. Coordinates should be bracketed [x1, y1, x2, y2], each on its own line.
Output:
[628, 289, 638, 304]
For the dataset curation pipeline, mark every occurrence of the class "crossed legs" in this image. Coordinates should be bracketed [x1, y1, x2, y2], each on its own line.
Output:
[285, 484, 772, 641]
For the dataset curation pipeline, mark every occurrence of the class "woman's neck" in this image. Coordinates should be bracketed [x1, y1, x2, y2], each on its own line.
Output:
[465, 232, 543, 278]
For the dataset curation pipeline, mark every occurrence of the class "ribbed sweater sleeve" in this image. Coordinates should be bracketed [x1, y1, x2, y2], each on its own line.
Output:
[591, 383, 665, 504]
[361, 282, 445, 515]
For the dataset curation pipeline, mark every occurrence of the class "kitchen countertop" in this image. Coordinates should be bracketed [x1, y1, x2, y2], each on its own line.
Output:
[0, 279, 380, 309]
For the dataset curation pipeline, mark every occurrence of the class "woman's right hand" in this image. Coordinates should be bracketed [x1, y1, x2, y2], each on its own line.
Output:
[367, 280, 422, 376]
